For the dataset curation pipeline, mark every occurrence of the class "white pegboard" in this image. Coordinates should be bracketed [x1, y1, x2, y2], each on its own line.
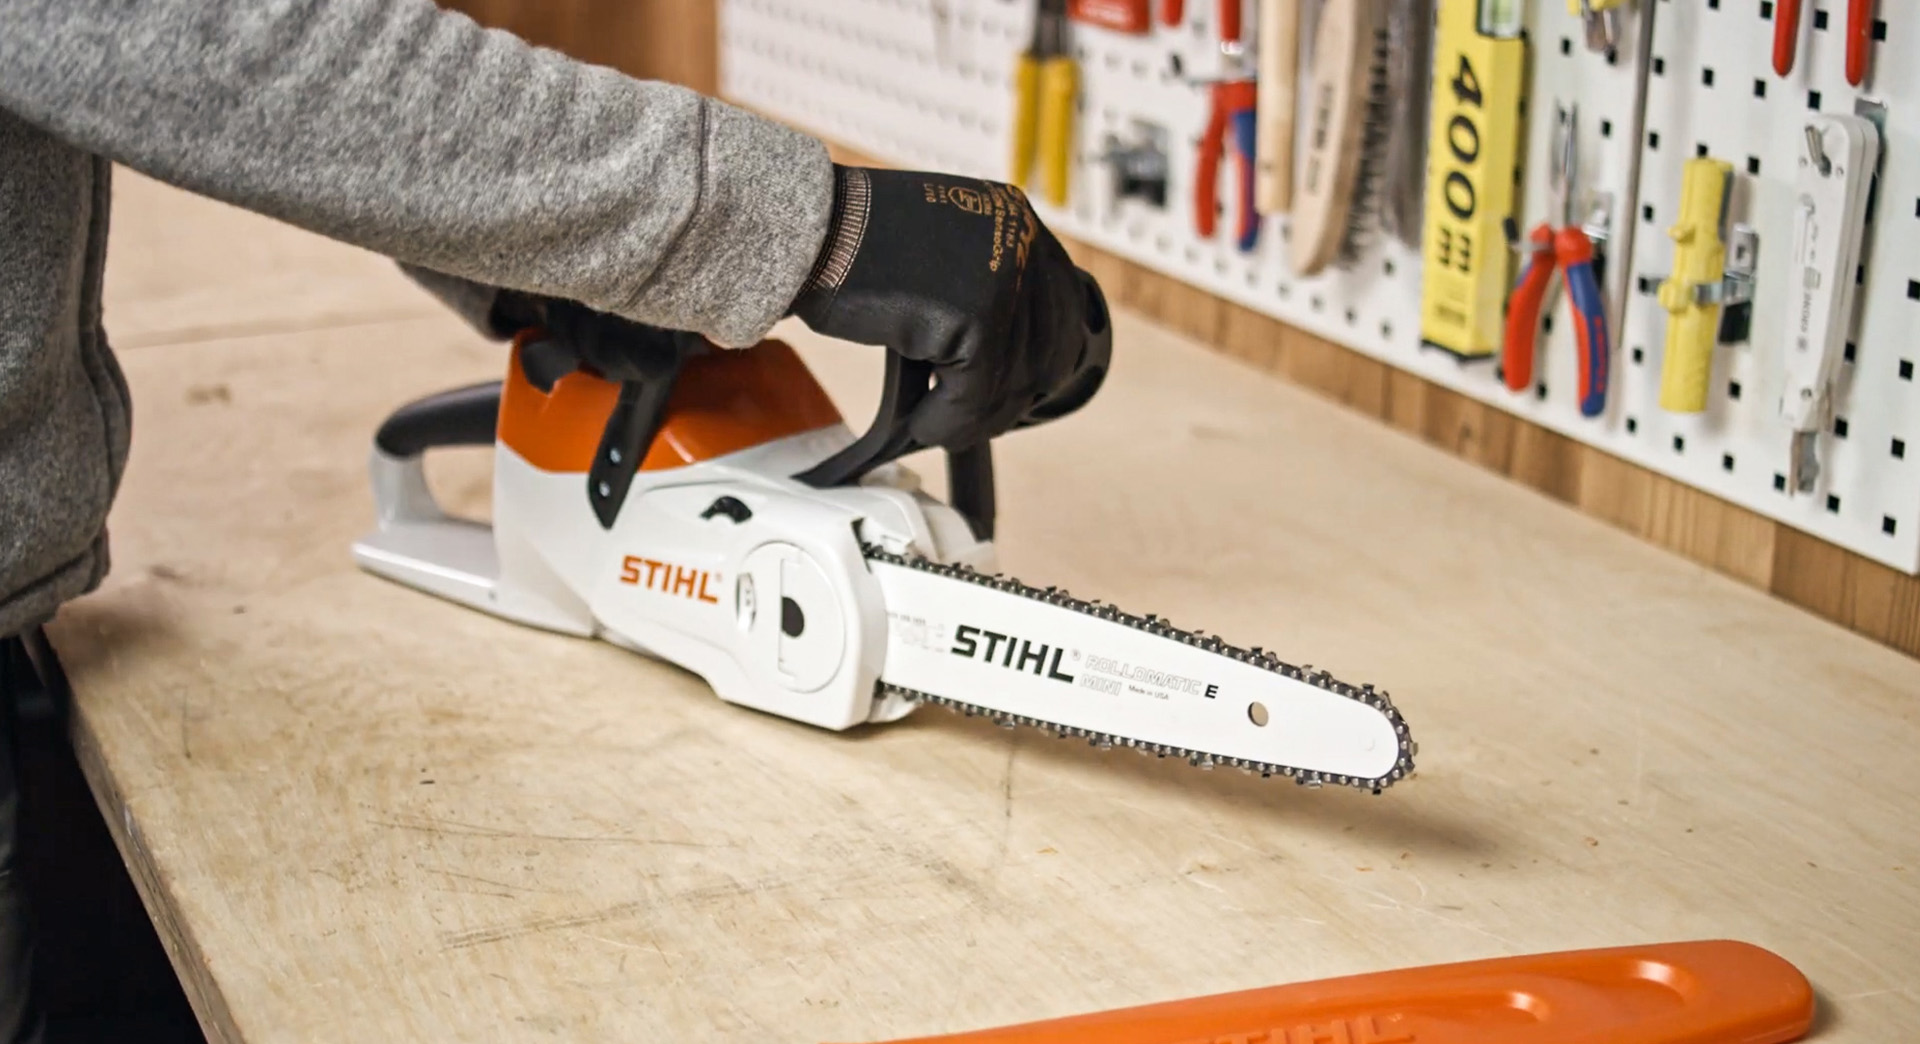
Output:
[722, 0, 1426, 354]
[1613, 0, 1920, 569]
[719, 0, 1920, 572]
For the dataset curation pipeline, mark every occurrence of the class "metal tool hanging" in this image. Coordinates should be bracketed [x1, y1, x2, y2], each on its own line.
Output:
[1780, 113, 1881, 493]
[1501, 104, 1612, 418]
[1011, 0, 1079, 207]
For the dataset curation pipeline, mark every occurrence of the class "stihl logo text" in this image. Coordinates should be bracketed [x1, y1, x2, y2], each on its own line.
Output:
[1172, 1014, 1414, 1044]
[619, 555, 719, 604]
[952, 625, 1075, 684]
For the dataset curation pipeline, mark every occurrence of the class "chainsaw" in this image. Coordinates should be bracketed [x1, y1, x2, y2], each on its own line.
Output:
[350, 305, 1416, 792]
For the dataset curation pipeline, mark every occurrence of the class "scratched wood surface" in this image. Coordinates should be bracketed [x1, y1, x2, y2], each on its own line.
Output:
[54, 171, 1920, 1041]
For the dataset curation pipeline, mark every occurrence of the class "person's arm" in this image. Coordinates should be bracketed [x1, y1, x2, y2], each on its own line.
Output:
[396, 263, 523, 340]
[0, 0, 831, 347]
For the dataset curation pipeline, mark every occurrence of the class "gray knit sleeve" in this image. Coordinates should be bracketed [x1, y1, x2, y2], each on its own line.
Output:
[0, 0, 833, 347]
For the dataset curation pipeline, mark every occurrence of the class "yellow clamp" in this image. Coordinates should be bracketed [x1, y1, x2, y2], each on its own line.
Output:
[1656, 157, 1734, 413]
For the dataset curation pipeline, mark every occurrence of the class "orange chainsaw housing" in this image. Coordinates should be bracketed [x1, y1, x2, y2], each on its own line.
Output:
[495, 332, 844, 475]
[848, 940, 1813, 1044]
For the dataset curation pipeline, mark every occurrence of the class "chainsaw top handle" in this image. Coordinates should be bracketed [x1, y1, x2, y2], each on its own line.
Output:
[368, 270, 1110, 544]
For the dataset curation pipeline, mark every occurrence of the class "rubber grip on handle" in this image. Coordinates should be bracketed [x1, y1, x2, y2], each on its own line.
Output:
[1558, 229, 1610, 418]
[1218, 0, 1242, 43]
[1501, 226, 1555, 393]
[1163, 0, 1185, 25]
[1230, 107, 1260, 251]
[1658, 308, 1719, 413]
[1195, 99, 1228, 238]
[1847, 0, 1873, 86]
[1773, 0, 1802, 76]
[1010, 56, 1040, 187]
[1037, 57, 1077, 207]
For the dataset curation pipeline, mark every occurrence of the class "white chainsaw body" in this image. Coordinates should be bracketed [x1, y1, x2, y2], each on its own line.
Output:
[354, 422, 992, 732]
[349, 323, 1415, 791]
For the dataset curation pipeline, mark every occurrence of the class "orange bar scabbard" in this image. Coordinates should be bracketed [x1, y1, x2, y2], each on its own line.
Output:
[843, 940, 1813, 1044]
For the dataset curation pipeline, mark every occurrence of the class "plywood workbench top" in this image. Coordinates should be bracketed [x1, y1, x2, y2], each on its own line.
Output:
[48, 172, 1920, 1042]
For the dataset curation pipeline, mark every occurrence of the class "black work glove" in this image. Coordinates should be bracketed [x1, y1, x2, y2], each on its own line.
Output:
[491, 291, 696, 388]
[788, 165, 1111, 449]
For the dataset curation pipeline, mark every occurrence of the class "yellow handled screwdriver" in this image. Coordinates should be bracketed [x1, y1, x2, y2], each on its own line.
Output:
[1011, 0, 1077, 207]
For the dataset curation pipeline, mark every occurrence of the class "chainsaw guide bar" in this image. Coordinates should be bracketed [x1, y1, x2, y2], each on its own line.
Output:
[861, 544, 1416, 792]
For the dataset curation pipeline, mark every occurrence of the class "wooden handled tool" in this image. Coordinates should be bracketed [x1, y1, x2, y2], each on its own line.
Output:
[1253, 0, 1299, 213]
[1288, 0, 1382, 275]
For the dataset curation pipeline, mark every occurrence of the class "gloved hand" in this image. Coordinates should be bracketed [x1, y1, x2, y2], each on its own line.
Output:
[489, 291, 693, 384]
[788, 165, 1111, 450]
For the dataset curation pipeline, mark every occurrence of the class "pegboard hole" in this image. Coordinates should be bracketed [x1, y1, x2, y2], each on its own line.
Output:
[1345, 308, 1358, 326]
[1632, 346, 1645, 365]
[1381, 321, 1394, 341]
[1722, 453, 1736, 472]
[1826, 494, 1842, 514]
[1894, 438, 1909, 459]
[1900, 359, 1914, 381]
[1773, 473, 1788, 492]
[1885, 517, 1899, 536]
[1626, 417, 1639, 435]
[1673, 435, 1686, 454]
[1311, 295, 1325, 313]
[1834, 417, 1850, 439]
[1642, 204, 1656, 224]
[1753, 79, 1768, 99]
[1695, 143, 1710, 158]
[1542, 313, 1555, 335]
[1761, 0, 1775, 18]
[1729, 380, 1743, 400]
[1702, 68, 1716, 87]
[1600, 119, 1613, 138]
[1809, 90, 1823, 110]
[1560, 37, 1572, 56]
[1844, 342, 1857, 363]
[1652, 57, 1666, 76]
[1536, 383, 1549, 401]
[1648, 131, 1661, 151]
[1383, 259, 1396, 278]
[1812, 8, 1828, 29]
[1908, 281, 1920, 301]
[1747, 156, 1763, 176]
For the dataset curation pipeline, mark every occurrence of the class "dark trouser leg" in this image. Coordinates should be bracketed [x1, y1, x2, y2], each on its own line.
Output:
[0, 636, 46, 1044]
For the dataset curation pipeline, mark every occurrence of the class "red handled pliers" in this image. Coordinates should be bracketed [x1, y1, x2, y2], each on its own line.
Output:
[1503, 105, 1611, 418]
[1774, 0, 1874, 87]
[1195, 79, 1259, 251]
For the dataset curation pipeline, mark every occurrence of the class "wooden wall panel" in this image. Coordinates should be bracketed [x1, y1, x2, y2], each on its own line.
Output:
[421, 4, 1920, 662]
[437, 0, 717, 94]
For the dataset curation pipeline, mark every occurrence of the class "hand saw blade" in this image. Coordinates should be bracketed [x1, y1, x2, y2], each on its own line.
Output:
[864, 546, 1415, 791]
